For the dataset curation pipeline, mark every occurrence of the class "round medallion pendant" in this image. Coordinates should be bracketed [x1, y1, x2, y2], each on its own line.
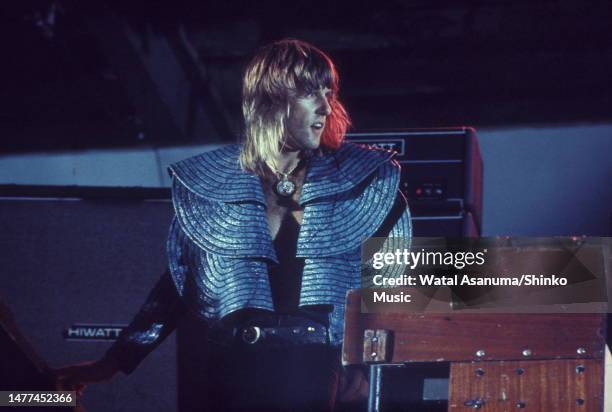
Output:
[275, 179, 296, 197]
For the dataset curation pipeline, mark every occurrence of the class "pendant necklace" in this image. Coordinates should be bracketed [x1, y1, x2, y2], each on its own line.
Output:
[273, 161, 300, 197]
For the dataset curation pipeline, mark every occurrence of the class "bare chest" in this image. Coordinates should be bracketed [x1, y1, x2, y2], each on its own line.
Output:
[266, 202, 304, 241]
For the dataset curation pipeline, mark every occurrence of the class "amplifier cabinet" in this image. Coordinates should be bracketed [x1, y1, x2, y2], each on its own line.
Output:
[347, 128, 483, 236]
[0, 189, 176, 412]
[412, 211, 478, 237]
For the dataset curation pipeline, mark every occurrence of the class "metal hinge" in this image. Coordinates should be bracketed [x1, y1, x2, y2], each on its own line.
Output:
[363, 329, 392, 363]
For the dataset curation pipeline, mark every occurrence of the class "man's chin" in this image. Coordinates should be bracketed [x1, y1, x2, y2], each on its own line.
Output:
[284, 133, 321, 151]
[306, 135, 322, 150]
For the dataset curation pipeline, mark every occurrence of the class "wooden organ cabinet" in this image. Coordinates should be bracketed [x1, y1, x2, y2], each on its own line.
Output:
[342, 290, 609, 411]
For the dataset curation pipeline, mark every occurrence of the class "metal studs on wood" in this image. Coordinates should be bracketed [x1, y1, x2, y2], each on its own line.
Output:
[464, 399, 485, 409]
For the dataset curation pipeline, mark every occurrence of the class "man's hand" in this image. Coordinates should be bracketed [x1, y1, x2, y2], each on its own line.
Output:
[51, 356, 120, 395]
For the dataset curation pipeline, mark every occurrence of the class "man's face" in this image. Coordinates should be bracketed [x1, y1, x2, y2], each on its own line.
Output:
[285, 87, 333, 151]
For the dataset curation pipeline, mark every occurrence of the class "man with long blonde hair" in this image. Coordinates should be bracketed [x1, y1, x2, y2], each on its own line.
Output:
[240, 39, 350, 176]
[55, 39, 411, 411]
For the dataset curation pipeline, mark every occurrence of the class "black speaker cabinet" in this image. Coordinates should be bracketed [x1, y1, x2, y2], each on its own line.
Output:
[412, 211, 478, 237]
[0, 187, 176, 412]
[347, 127, 484, 236]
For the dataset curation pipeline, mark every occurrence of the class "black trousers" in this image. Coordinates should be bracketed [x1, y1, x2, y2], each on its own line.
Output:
[201, 343, 340, 412]
[180, 312, 367, 411]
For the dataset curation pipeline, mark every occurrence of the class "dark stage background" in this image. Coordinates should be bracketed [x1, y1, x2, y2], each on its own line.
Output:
[2, 0, 612, 151]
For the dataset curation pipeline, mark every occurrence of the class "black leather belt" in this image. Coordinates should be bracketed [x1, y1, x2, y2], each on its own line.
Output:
[207, 314, 330, 348]
[237, 323, 328, 346]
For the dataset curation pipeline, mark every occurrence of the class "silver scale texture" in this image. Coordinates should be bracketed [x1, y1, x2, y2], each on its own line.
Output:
[139, 142, 412, 349]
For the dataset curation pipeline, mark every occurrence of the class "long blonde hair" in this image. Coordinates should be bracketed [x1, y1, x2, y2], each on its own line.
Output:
[239, 39, 351, 175]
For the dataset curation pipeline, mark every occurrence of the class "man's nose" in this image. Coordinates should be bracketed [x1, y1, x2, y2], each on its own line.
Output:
[316, 96, 332, 116]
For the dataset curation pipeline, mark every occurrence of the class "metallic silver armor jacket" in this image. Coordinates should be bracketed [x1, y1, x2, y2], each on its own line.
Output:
[107, 142, 411, 373]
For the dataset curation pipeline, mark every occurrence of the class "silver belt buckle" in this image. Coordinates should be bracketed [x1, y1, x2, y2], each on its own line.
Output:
[241, 326, 262, 344]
